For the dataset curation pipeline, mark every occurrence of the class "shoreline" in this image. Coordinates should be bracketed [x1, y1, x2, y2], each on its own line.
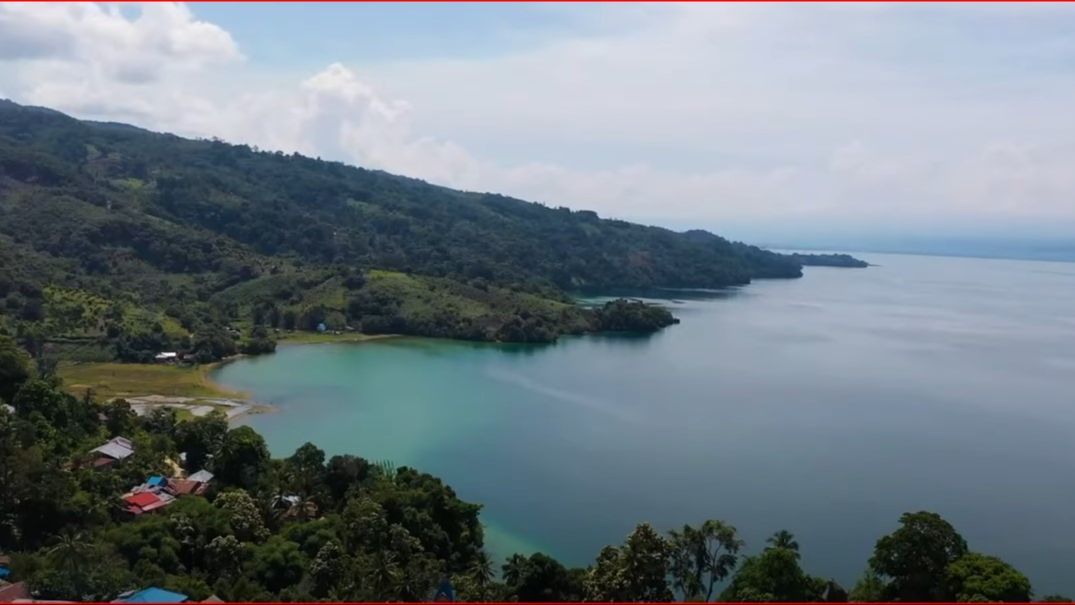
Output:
[57, 332, 401, 424]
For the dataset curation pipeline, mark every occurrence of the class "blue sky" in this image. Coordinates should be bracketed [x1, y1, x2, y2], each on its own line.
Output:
[1, 3, 1074, 255]
[193, 4, 608, 65]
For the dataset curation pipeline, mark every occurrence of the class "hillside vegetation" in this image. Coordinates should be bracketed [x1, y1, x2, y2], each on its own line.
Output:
[0, 99, 856, 361]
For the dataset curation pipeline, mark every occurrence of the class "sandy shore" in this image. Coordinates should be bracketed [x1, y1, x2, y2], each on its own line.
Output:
[125, 394, 271, 422]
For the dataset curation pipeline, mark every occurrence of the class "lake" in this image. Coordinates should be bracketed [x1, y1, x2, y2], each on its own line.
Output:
[214, 252, 1075, 595]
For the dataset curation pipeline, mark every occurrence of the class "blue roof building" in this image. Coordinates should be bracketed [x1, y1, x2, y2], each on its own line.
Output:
[146, 475, 167, 488]
[116, 587, 189, 603]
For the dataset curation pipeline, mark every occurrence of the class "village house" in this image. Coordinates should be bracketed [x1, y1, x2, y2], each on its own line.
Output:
[165, 469, 214, 497]
[153, 352, 178, 363]
[89, 436, 134, 468]
[121, 467, 215, 515]
[122, 475, 176, 515]
[122, 491, 175, 516]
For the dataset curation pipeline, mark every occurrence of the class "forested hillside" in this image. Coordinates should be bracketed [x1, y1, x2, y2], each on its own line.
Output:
[0, 99, 855, 361]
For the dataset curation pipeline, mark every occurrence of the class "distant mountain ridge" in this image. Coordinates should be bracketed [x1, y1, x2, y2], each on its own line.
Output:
[0, 99, 863, 357]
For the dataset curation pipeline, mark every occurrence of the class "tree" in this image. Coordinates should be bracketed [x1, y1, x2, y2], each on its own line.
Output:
[945, 553, 1032, 603]
[849, 569, 886, 602]
[620, 523, 673, 601]
[501, 552, 584, 602]
[174, 412, 228, 472]
[766, 530, 800, 556]
[341, 496, 388, 552]
[668, 519, 744, 601]
[869, 511, 969, 601]
[325, 454, 371, 504]
[191, 328, 237, 363]
[0, 335, 31, 403]
[586, 546, 623, 601]
[0, 406, 23, 546]
[48, 530, 95, 584]
[469, 549, 495, 592]
[204, 535, 246, 583]
[32, 531, 130, 601]
[140, 407, 178, 437]
[104, 399, 137, 438]
[309, 540, 346, 598]
[720, 546, 823, 602]
[284, 442, 326, 515]
[587, 523, 673, 601]
[215, 426, 270, 488]
[251, 535, 307, 594]
[215, 490, 269, 543]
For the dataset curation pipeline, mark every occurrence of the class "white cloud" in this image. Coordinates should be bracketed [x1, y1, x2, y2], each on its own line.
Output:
[1, 3, 1074, 237]
[0, 3, 239, 118]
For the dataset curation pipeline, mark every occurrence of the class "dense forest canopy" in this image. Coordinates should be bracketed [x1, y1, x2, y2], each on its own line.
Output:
[0, 355, 1048, 602]
[0, 99, 860, 361]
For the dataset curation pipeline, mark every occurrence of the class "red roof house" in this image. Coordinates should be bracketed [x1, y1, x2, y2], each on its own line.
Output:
[123, 492, 174, 515]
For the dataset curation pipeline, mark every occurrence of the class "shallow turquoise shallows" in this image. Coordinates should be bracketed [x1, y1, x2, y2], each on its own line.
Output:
[214, 252, 1075, 594]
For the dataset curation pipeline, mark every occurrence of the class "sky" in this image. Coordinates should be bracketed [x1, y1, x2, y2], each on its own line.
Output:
[1, 2, 1074, 253]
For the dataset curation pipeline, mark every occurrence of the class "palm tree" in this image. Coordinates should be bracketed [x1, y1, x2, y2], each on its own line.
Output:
[48, 530, 94, 575]
[469, 550, 495, 589]
[47, 530, 95, 599]
[502, 554, 528, 588]
[367, 551, 402, 600]
[766, 530, 800, 555]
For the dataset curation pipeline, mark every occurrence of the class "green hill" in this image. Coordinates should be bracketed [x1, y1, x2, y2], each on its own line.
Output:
[0, 99, 858, 359]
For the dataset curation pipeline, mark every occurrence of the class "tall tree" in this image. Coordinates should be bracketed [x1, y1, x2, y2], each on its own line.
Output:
[215, 426, 271, 489]
[720, 546, 823, 602]
[174, 412, 228, 471]
[766, 530, 800, 555]
[587, 523, 673, 602]
[469, 549, 495, 591]
[668, 520, 744, 601]
[284, 442, 327, 517]
[216, 490, 269, 543]
[869, 511, 969, 601]
[103, 399, 137, 438]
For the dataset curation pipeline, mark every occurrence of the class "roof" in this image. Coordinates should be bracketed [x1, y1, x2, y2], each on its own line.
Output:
[186, 470, 213, 483]
[0, 581, 30, 602]
[146, 476, 167, 487]
[167, 480, 202, 496]
[91, 437, 134, 461]
[154, 352, 178, 360]
[116, 587, 188, 603]
[139, 495, 174, 513]
[124, 492, 160, 508]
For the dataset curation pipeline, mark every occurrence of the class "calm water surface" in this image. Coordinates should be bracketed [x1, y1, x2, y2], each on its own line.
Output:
[215, 252, 1075, 594]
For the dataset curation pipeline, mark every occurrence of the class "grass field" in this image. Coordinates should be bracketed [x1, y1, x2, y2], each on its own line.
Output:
[277, 331, 396, 345]
[57, 361, 247, 401]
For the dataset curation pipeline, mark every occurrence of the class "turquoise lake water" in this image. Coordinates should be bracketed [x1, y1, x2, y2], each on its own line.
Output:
[215, 252, 1075, 594]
